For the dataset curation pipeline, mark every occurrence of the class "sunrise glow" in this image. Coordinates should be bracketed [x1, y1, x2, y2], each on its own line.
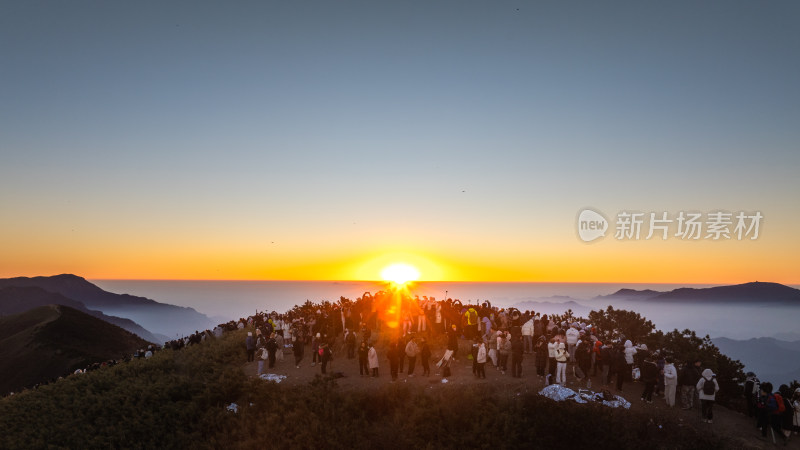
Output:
[380, 263, 420, 286]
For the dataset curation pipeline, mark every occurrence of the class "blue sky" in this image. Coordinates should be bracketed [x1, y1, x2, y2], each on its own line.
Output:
[1, 0, 798, 281]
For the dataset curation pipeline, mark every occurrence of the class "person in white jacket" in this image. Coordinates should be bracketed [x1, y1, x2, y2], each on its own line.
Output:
[696, 368, 720, 423]
[792, 388, 800, 435]
[663, 357, 678, 407]
[521, 318, 534, 354]
[555, 342, 569, 384]
[368, 342, 379, 378]
[565, 324, 580, 363]
[476, 341, 487, 379]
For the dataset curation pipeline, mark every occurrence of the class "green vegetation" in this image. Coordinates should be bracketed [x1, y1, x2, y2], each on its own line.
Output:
[1, 328, 731, 449]
[0, 305, 150, 394]
[588, 306, 746, 407]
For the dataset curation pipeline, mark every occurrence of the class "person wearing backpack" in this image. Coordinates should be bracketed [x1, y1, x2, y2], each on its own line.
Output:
[743, 372, 760, 418]
[695, 368, 719, 423]
[319, 342, 332, 375]
[777, 384, 794, 444]
[756, 382, 776, 440]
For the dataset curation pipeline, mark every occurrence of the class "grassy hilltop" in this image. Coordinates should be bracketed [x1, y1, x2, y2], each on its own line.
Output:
[0, 329, 734, 450]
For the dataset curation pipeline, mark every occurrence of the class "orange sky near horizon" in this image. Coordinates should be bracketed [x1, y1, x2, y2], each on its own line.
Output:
[2, 227, 797, 284]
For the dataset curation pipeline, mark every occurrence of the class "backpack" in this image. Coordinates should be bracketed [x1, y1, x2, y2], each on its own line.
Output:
[774, 393, 786, 414]
[702, 378, 716, 395]
[468, 309, 478, 324]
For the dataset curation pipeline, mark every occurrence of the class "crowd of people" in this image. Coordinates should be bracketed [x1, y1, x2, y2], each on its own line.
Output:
[231, 289, 800, 443]
[8, 287, 799, 445]
[743, 372, 800, 444]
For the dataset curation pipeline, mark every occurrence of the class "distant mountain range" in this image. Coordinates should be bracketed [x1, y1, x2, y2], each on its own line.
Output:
[597, 281, 800, 304]
[0, 275, 215, 338]
[513, 298, 592, 318]
[0, 286, 164, 343]
[711, 336, 800, 385]
[0, 304, 150, 394]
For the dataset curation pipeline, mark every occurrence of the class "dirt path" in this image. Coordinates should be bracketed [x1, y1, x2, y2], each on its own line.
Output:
[242, 332, 797, 449]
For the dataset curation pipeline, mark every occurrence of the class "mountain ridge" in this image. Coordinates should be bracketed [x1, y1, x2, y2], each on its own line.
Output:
[0, 304, 150, 394]
[0, 274, 215, 337]
[0, 286, 162, 343]
[597, 281, 800, 304]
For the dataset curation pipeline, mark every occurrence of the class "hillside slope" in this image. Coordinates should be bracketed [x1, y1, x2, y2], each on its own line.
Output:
[0, 286, 162, 343]
[0, 305, 150, 394]
[0, 275, 214, 337]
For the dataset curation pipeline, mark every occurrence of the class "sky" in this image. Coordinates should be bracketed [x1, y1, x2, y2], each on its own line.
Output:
[1, 1, 798, 283]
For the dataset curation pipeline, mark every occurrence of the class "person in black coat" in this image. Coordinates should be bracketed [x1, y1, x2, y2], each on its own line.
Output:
[640, 354, 659, 403]
[511, 335, 524, 378]
[387, 342, 400, 382]
[534, 336, 547, 377]
[420, 338, 431, 376]
[357, 341, 369, 376]
[292, 335, 304, 368]
[265, 333, 279, 369]
[447, 324, 459, 361]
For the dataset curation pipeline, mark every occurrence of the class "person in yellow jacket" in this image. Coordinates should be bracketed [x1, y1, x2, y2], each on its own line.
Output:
[464, 307, 479, 339]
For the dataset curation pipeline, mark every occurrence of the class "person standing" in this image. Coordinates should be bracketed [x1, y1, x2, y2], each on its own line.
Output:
[447, 324, 459, 361]
[663, 357, 678, 407]
[420, 338, 431, 377]
[319, 343, 332, 375]
[575, 338, 592, 388]
[265, 333, 279, 369]
[756, 382, 775, 441]
[388, 341, 400, 382]
[476, 340, 487, 379]
[498, 333, 510, 375]
[357, 341, 369, 376]
[311, 333, 321, 367]
[292, 334, 304, 368]
[696, 368, 720, 423]
[521, 317, 534, 354]
[368, 342, 379, 378]
[405, 337, 419, 377]
[640, 355, 658, 403]
[547, 337, 558, 385]
[555, 342, 569, 385]
[345, 329, 356, 359]
[565, 324, 579, 363]
[743, 372, 760, 418]
[511, 334, 524, 378]
[245, 332, 255, 362]
[534, 336, 547, 378]
[680, 359, 703, 410]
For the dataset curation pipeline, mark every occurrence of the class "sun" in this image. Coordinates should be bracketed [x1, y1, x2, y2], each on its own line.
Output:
[380, 263, 421, 285]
